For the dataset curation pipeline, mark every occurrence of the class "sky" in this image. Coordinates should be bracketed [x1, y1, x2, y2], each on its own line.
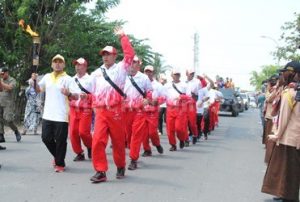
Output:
[86, 0, 299, 90]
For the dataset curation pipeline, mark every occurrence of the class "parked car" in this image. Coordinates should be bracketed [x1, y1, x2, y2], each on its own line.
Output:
[219, 89, 240, 117]
[240, 93, 249, 110]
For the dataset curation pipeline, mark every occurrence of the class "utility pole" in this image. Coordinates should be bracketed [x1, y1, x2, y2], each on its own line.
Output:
[193, 32, 199, 75]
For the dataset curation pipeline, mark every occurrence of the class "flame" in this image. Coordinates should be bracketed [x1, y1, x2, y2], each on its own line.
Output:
[18, 19, 39, 37]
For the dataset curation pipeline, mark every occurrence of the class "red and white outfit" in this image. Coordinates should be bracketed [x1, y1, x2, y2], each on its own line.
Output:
[186, 78, 200, 139]
[68, 73, 93, 156]
[124, 71, 152, 161]
[143, 79, 165, 153]
[165, 81, 191, 146]
[91, 35, 135, 172]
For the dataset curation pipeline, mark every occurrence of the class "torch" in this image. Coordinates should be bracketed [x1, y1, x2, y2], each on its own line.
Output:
[18, 19, 40, 87]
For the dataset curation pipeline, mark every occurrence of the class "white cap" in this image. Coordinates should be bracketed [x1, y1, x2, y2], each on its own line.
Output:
[186, 68, 195, 74]
[172, 68, 181, 74]
[144, 65, 154, 72]
[160, 73, 167, 80]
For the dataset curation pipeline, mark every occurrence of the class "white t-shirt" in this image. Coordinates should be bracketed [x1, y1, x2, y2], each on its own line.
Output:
[39, 72, 72, 122]
[151, 79, 165, 100]
[197, 87, 209, 114]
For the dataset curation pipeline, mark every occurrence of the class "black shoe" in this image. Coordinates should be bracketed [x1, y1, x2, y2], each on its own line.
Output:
[169, 145, 177, 151]
[184, 140, 189, 147]
[0, 134, 5, 143]
[15, 131, 21, 142]
[273, 197, 282, 201]
[0, 145, 6, 150]
[179, 141, 185, 149]
[116, 167, 125, 179]
[90, 171, 107, 183]
[73, 153, 85, 161]
[192, 137, 197, 145]
[156, 145, 164, 154]
[128, 160, 137, 170]
[142, 150, 152, 157]
[87, 148, 92, 159]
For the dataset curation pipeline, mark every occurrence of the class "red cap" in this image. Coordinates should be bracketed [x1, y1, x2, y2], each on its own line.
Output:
[72, 57, 88, 66]
[99, 46, 117, 56]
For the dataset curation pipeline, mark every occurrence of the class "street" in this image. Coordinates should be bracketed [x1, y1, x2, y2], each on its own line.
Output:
[0, 108, 272, 202]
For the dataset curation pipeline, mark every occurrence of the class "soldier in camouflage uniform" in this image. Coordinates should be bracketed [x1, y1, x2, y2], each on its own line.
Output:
[0, 67, 21, 142]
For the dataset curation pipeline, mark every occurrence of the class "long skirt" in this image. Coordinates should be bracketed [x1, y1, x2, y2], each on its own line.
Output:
[261, 144, 300, 200]
[262, 118, 273, 144]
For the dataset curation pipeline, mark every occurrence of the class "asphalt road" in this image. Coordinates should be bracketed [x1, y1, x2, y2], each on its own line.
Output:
[0, 108, 273, 202]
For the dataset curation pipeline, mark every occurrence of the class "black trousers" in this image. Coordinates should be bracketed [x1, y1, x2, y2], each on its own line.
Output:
[158, 107, 166, 134]
[196, 113, 203, 138]
[41, 119, 68, 167]
[202, 109, 210, 138]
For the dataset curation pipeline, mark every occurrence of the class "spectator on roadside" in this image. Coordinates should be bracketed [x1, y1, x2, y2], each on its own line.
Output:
[262, 61, 300, 202]
[0, 67, 21, 143]
[22, 77, 44, 136]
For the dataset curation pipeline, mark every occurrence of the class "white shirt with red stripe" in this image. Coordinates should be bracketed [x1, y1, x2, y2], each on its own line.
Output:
[69, 73, 93, 108]
[124, 71, 152, 108]
[164, 81, 191, 106]
[151, 79, 165, 99]
[144, 79, 166, 112]
[186, 78, 200, 96]
[90, 34, 135, 107]
[91, 63, 129, 107]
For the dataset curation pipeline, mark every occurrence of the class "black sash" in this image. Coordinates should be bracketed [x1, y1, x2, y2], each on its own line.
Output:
[75, 78, 91, 94]
[129, 75, 146, 98]
[100, 68, 127, 98]
[172, 82, 185, 95]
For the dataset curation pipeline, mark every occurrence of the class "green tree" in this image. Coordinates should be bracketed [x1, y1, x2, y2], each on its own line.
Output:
[0, 0, 160, 83]
[250, 65, 278, 91]
[275, 12, 300, 62]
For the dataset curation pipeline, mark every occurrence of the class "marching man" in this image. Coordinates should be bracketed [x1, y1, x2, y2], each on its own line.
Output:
[68, 58, 93, 161]
[90, 27, 135, 183]
[142, 65, 165, 157]
[164, 69, 191, 151]
[185, 69, 200, 146]
[124, 56, 153, 170]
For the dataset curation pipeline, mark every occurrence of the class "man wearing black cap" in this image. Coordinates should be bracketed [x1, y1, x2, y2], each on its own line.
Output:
[0, 67, 21, 143]
[262, 61, 300, 202]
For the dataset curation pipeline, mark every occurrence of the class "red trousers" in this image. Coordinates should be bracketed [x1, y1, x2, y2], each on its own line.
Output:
[187, 104, 198, 139]
[126, 110, 147, 161]
[125, 110, 136, 147]
[209, 102, 218, 131]
[215, 101, 220, 125]
[166, 106, 188, 146]
[92, 106, 126, 172]
[143, 110, 161, 151]
[69, 107, 93, 154]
